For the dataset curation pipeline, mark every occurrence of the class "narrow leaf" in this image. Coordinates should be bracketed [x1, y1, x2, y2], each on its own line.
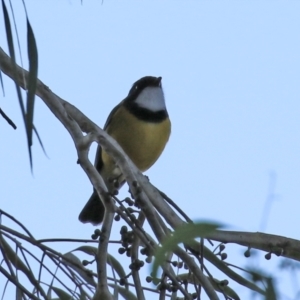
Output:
[33, 124, 47, 156]
[2, 0, 25, 117]
[25, 17, 38, 169]
[51, 287, 74, 300]
[107, 254, 128, 289]
[72, 245, 97, 256]
[0, 234, 30, 275]
[63, 252, 96, 286]
[108, 284, 137, 300]
[152, 222, 222, 278]
[2, 0, 32, 167]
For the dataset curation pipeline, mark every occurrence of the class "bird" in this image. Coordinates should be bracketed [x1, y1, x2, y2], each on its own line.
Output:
[78, 76, 171, 225]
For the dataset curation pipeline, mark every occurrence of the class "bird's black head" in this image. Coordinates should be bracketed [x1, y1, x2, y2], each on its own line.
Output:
[128, 76, 162, 96]
[124, 76, 167, 122]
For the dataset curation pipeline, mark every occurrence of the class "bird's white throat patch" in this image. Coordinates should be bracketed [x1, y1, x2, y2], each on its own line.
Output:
[135, 87, 166, 112]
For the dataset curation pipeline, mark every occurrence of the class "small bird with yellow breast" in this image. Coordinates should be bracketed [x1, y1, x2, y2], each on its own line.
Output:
[79, 76, 171, 225]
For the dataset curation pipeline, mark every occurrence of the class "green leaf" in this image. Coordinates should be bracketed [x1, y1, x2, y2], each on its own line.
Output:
[33, 124, 47, 156]
[107, 254, 128, 289]
[63, 252, 96, 287]
[152, 222, 222, 279]
[0, 234, 30, 275]
[72, 245, 97, 256]
[2, 0, 32, 167]
[25, 16, 38, 168]
[2, 0, 25, 119]
[108, 284, 137, 300]
[51, 287, 74, 300]
[2, 0, 39, 169]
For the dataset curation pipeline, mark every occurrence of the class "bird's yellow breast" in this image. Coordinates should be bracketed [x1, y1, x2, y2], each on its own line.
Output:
[102, 105, 171, 174]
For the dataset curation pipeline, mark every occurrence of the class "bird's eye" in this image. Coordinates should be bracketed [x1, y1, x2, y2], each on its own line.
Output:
[135, 85, 139, 90]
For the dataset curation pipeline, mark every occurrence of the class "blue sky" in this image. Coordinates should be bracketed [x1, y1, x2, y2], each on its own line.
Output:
[1, 1, 300, 299]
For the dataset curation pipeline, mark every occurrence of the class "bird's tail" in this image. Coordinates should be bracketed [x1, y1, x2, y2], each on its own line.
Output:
[78, 190, 105, 225]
